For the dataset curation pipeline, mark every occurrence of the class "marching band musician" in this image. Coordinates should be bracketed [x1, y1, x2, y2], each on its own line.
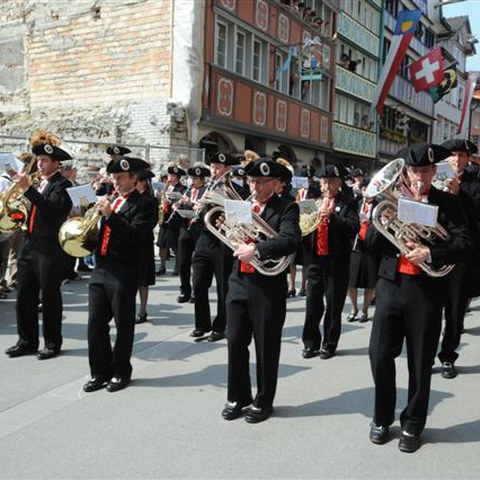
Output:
[366, 144, 472, 453]
[436, 139, 480, 379]
[156, 165, 187, 276]
[221, 157, 301, 423]
[301, 165, 359, 360]
[83, 156, 158, 393]
[190, 152, 243, 342]
[135, 169, 159, 324]
[176, 163, 210, 304]
[5, 132, 73, 360]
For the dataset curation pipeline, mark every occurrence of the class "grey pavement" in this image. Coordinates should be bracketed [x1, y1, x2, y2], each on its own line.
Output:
[1, 261, 480, 479]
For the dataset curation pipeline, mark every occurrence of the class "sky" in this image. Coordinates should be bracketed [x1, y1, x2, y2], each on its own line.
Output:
[442, 0, 480, 71]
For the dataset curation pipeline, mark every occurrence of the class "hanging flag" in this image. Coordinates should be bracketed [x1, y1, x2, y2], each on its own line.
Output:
[372, 9, 422, 116]
[429, 65, 458, 103]
[458, 72, 478, 136]
[276, 46, 297, 76]
[409, 47, 444, 92]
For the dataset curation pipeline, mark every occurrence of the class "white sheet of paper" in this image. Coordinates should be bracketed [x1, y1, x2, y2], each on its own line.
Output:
[66, 184, 98, 207]
[298, 199, 317, 213]
[0, 153, 24, 173]
[435, 161, 455, 180]
[151, 181, 165, 191]
[398, 197, 438, 228]
[176, 209, 196, 219]
[166, 191, 182, 201]
[224, 200, 253, 224]
[291, 176, 309, 189]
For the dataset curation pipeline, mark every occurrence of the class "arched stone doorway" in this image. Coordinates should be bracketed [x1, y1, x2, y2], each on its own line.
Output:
[198, 132, 237, 160]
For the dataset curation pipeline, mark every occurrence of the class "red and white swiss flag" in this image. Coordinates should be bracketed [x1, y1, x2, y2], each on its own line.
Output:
[409, 47, 444, 92]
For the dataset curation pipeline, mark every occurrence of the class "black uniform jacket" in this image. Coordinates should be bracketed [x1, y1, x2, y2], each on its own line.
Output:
[97, 190, 158, 263]
[24, 171, 72, 239]
[310, 191, 360, 261]
[248, 193, 301, 275]
[365, 186, 473, 281]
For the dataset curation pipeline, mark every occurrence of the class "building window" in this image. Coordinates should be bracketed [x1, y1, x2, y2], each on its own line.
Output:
[253, 39, 262, 81]
[235, 30, 246, 75]
[275, 50, 289, 94]
[215, 21, 228, 68]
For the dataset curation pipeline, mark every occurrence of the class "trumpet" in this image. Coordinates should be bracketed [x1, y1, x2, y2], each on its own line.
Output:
[58, 194, 115, 257]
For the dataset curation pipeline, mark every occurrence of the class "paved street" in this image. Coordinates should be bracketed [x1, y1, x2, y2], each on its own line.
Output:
[1, 261, 479, 479]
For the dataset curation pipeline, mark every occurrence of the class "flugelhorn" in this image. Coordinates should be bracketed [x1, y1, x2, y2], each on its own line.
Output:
[365, 158, 454, 277]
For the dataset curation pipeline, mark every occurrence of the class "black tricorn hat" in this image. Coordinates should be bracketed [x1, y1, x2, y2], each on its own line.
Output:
[31, 143, 72, 162]
[187, 163, 210, 178]
[403, 144, 451, 167]
[167, 165, 186, 176]
[206, 152, 239, 166]
[350, 167, 364, 177]
[137, 169, 155, 180]
[315, 164, 346, 179]
[441, 139, 478, 155]
[232, 164, 246, 177]
[106, 145, 131, 156]
[106, 156, 150, 173]
[245, 157, 286, 178]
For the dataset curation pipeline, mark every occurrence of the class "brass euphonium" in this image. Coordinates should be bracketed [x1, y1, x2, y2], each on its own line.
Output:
[0, 154, 40, 233]
[299, 198, 322, 236]
[365, 158, 454, 278]
[58, 197, 112, 257]
[201, 175, 294, 276]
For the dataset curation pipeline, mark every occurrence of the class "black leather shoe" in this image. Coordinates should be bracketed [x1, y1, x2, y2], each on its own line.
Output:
[37, 347, 60, 360]
[189, 329, 208, 338]
[177, 294, 191, 304]
[5, 344, 38, 358]
[207, 331, 225, 342]
[369, 424, 390, 445]
[245, 406, 273, 424]
[221, 401, 250, 420]
[189, 296, 195, 303]
[156, 267, 166, 276]
[441, 362, 458, 379]
[106, 376, 130, 392]
[83, 376, 109, 392]
[302, 347, 320, 359]
[286, 289, 296, 298]
[135, 313, 148, 324]
[319, 348, 335, 360]
[398, 432, 421, 453]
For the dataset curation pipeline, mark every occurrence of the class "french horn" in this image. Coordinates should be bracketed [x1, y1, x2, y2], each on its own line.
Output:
[365, 158, 453, 278]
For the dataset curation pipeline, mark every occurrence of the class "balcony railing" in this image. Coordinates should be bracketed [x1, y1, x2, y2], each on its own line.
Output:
[335, 66, 376, 102]
[333, 122, 377, 158]
[389, 75, 434, 117]
[337, 12, 380, 57]
[384, 13, 428, 57]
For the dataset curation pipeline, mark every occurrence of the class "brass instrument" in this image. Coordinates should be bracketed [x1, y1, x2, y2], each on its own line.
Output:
[365, 158, 454, 278]
[58, 196, 114, 257]
[0, 154, 40, 233]
[201, 175, 294, 276]
[299, 198, 322, 236]
[243, 150, 260, 166]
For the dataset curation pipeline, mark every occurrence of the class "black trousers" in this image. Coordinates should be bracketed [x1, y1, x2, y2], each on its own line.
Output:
[16, 237, 65, 350]
[87, 260, 138, 379]
[226, 271, 287, 409]
[369, 275, 443, 436]
[177, 228, 197, 298]
[438, 261, 469, 364]
[192, 232, 233, 333]
[302, 257, 350, 351]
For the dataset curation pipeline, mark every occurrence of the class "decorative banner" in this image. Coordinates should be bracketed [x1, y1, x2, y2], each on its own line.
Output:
[372, 9, 421, 116]
[458, 72, 478, 136]
[300, 36, 328, 82]
[429, 65, 458, 103]
[409, 46, 444, 92]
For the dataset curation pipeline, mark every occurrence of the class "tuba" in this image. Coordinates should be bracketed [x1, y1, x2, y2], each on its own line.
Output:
[58, 198, 110, 257]
[0, 154, 40, 233]
[299, 198, 322, 236]
[365, 158, 453, 278]
[201, 174, 294, 276]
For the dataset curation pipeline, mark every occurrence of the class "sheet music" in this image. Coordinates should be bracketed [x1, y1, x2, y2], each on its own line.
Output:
[0, 153, 24, 173]
[66, 184, 98, 207]
[165, 191, 182, 201]
[435, 161, 455, 180]
[224, 200, 253, 224]
[291, 176, 309, 189]
[151, 181, 165, 191]
[176, 209, 197, 219]
[398, 197, 438, 228]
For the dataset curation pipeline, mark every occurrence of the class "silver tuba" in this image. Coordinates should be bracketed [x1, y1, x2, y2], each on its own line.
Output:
[202, 174, 294, 276]
[365, 158, 454, 278]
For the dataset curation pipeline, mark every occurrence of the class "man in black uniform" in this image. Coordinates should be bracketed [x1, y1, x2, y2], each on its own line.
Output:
[367, 144, 472, 453]
[301, 165, 359, 359]
[437, 139, 480, 379]
[5, 135, 73, 360]
[83, 156, 158, 393]
[222, 157, 301, 423]
[176, 163, 210, 303]
[190, 152, 241, 342]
